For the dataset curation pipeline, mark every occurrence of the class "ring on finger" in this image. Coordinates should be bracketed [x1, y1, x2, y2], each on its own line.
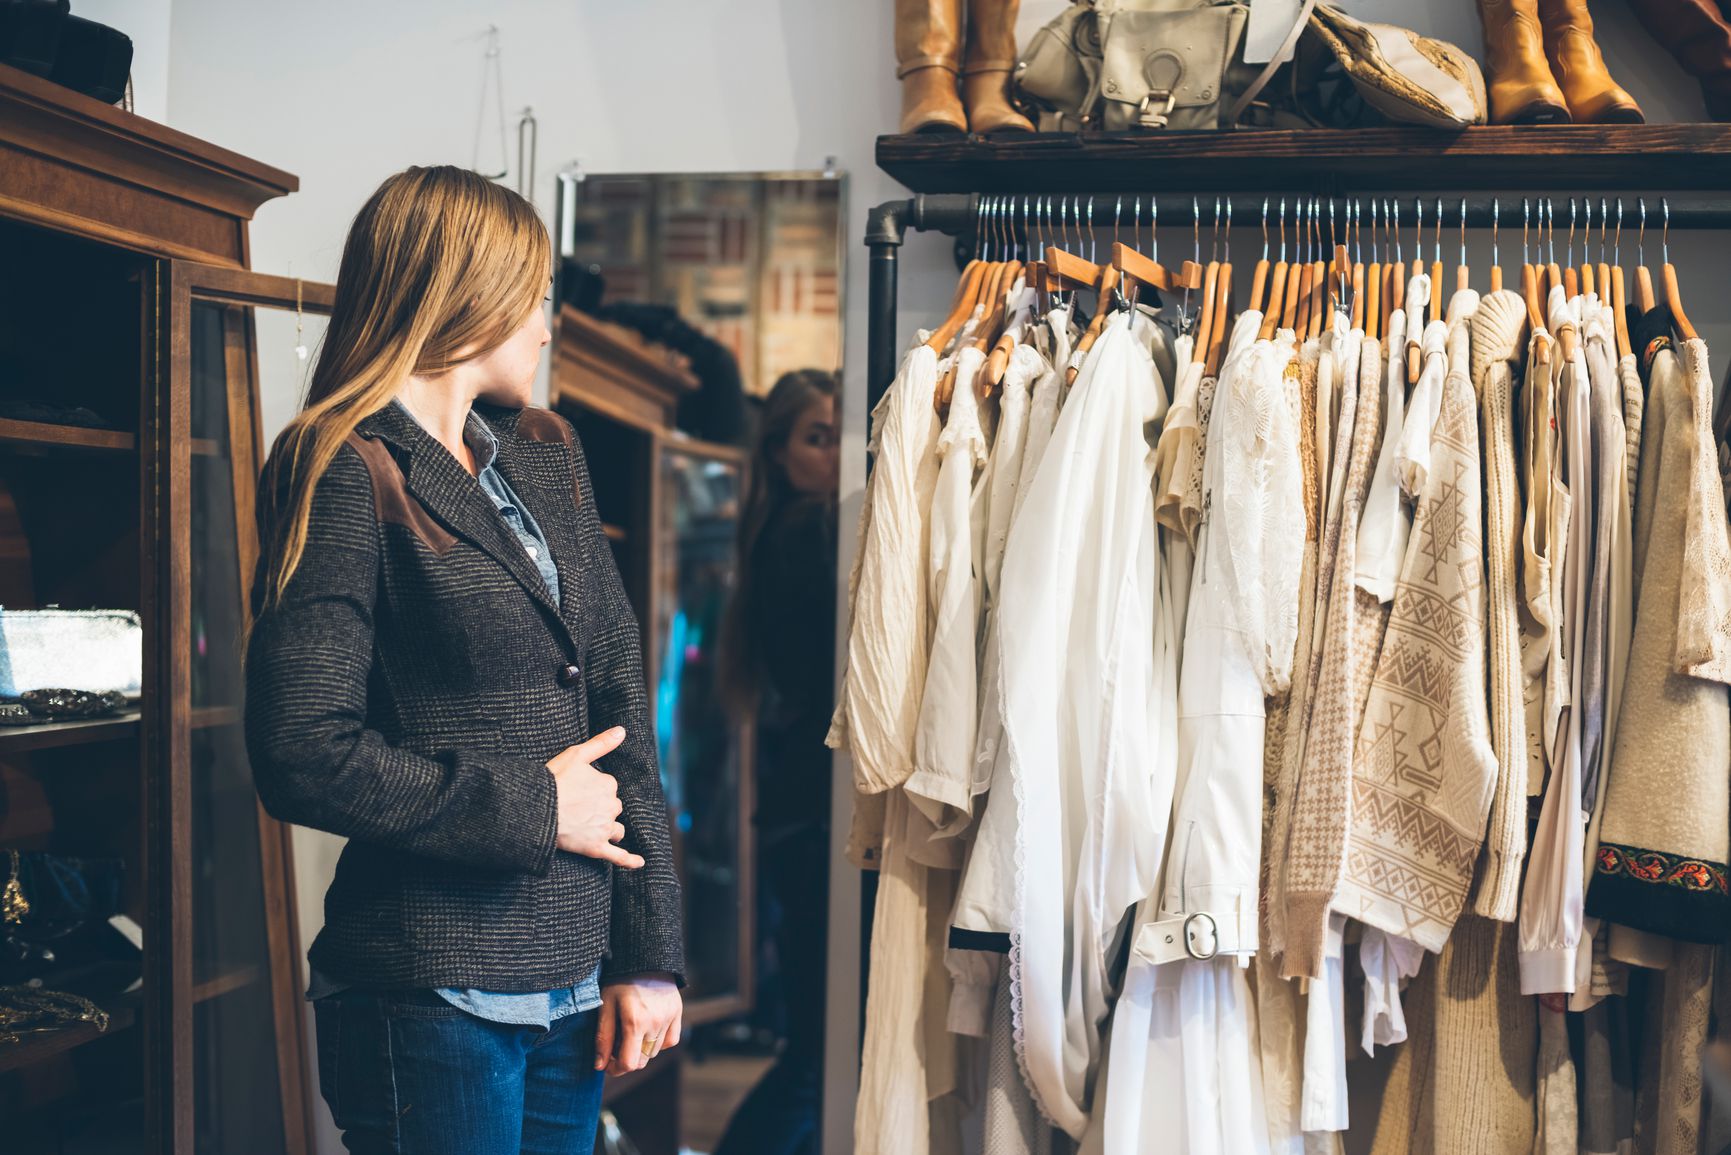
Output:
[641, 1035, 660, 1058]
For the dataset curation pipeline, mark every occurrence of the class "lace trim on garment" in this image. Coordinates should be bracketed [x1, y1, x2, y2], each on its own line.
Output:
[1220, 330, 1304, 693]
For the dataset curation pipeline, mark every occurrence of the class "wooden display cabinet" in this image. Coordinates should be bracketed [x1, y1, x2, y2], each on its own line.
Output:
[0, 63, 331, 1153]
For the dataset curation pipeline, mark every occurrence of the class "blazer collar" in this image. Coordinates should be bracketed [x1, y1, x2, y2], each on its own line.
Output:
[355, 400, 581, 656]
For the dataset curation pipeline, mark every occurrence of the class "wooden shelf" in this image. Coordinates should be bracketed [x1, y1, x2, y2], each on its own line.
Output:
[0, 991, 138, 1074]
[0, 709, 140, 752]
[193, 965, 261, 1004]
[191, 705, 241, 730]
[0, 417, 134, 454]
[602, 522, 628, 543]
[877, 125, 1731, 193]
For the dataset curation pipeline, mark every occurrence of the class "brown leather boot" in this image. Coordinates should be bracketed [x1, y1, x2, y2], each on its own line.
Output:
[898, 0, 967, 134]
[1538, 0, 1644, 123]
[1476, 0, 1571, 123]
[962, 0, 1034, 133]
[1624, 0, 1731, 120]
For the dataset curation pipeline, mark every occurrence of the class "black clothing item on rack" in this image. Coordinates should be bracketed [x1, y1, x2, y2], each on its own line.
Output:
[1632, 303, 1676, 386]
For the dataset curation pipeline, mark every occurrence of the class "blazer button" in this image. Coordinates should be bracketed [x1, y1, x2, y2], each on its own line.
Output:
[557, 664, 581, 687]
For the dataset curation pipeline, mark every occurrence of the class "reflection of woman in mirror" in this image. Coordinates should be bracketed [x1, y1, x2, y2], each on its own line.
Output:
[718, 369, 841, 1155]
[245, 165, 684, 1153]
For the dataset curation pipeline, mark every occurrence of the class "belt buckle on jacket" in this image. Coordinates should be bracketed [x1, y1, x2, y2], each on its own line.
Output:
[1182, 911, 1220, 960]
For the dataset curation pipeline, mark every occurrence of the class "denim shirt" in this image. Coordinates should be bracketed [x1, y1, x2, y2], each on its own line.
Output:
[306, 400, 600, 1026]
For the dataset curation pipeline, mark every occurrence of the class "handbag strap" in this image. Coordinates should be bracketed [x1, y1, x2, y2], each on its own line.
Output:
[1225, 0, 1318, 127]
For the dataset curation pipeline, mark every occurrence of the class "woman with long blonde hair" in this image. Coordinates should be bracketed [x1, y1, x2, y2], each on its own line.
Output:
[245, 165, 684, 1153]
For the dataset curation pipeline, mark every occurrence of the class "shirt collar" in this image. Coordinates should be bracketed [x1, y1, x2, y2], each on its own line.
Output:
[391, 396, 499, 472]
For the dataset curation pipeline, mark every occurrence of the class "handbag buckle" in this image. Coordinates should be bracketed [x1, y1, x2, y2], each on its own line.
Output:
[1182, 911, 1220, 960]
[1137, 90, 1177, 128]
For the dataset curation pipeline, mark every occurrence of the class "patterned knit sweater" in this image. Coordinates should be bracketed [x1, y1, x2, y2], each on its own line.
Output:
[1280, 322, 1386, 979]
[1468, 291, 1533, 922]
[1335, 296, 1497, 950]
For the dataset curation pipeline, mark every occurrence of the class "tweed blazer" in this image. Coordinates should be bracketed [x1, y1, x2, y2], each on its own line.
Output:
[245, 399, 684, 992]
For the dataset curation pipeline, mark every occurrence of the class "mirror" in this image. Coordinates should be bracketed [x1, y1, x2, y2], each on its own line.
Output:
[551, 170, 845, 1155]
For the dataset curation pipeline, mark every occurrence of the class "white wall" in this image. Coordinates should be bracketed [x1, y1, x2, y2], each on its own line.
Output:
[153, 2, 1731, 1153]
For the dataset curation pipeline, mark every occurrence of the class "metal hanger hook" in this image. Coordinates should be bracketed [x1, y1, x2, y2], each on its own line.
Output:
[1638, 197, 1646, 265]
[1460, 198, 1467, 268]
[1663, 196, 1671, 264]
[1492, 197, 1500, 268]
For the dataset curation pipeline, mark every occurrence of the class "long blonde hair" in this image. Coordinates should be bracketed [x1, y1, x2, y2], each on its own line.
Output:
[256, 165, 551, 615]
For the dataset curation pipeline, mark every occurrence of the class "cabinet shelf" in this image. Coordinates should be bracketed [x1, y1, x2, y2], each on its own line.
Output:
[191, 705, 241, 730]
[0, 417, 134, 454]
[193, 965, 261, 1004]
[877, 124, 1731, 193]
[0, 991, 138, 1074]
[0, 709, 140, 752]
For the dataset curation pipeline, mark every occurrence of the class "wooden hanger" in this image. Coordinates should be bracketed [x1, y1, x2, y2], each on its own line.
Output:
[1661, 201, 1698, 342]
[1111, 243, 1204, 300]
[1288, 255, 1308, 335]
[1365, 256, 1381, 341]
[1259, 199, 1287, 339]
[936, 260, 1008, 407]
[1382, 261, 1400, 343]
[1612, 265, 1632, 362]
[1259, 216, 1290, 341]
[1665, 262, 1696, 342]
[1194, 260, 1221, 367]
[981, 260, 1027, 389]
[926, 259, 988, 354]
[1066, 262, 1120, 385]
[1205, 263, 1233, 376]
[1523, 263, 1546, 338]
[1305, 250, 1324, 342]
[1248, 202, 1271, 317]
[1259, 261, 1289, 342]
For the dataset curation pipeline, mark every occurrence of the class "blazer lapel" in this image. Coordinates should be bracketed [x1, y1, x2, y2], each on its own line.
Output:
[486, 416, 591, 636]
[360, 403, 578, 655]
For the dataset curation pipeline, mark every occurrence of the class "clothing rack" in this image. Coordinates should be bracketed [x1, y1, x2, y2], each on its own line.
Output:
[863, 190, 1731, 413]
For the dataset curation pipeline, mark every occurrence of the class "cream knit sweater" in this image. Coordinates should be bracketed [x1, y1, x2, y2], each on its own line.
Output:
[1468, 291, 1531, 922]
[1335, 293, 1496, 951]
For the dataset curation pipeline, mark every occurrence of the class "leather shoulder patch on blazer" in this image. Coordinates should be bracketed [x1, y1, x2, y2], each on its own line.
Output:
[344, 433, 458, 554]
[514, 407, 572, 445]
[511, 408, 586, 512]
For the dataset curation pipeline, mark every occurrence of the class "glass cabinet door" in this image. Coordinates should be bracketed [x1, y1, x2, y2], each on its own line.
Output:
[652, 441, 752, 1019]
[168, 263, 331, 1154]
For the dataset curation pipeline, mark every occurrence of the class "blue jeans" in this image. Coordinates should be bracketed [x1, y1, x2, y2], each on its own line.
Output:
[315, 988, 605, 1154]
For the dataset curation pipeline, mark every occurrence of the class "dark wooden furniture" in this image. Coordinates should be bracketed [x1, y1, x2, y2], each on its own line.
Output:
[554, 304, 756, 1155]
[877, 124, 1731, 192]
[0, 63, 331, 1153]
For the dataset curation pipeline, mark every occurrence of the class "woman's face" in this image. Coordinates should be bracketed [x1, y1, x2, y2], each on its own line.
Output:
[468, 298, 551, 407]
[776, 395, 839, 498]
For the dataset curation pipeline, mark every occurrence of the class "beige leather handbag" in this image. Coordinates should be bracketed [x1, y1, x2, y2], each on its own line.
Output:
[1015, 0, 1485, 131]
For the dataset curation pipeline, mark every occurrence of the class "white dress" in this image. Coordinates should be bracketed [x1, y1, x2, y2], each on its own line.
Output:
[1091, 312, 1300, 1155]
[998, 315, 1174, 1138]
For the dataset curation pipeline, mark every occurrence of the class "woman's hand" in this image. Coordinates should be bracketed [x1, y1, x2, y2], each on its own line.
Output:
[594, 975, 683, 1074]
[547, 728, 644, 868]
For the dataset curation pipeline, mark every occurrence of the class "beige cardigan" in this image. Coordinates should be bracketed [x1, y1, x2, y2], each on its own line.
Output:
[1587, 337, 1731, 940]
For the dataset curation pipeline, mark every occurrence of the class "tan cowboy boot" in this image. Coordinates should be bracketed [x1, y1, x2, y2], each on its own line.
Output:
[898, 0, 967, 134]
[962, 0, 1034, 133]
[1476, 0, 1571, 123]
[1538, 0, 1644, 123]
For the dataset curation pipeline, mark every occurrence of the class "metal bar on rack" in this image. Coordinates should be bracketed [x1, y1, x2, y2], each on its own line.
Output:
[864, 191, 1731, 410]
